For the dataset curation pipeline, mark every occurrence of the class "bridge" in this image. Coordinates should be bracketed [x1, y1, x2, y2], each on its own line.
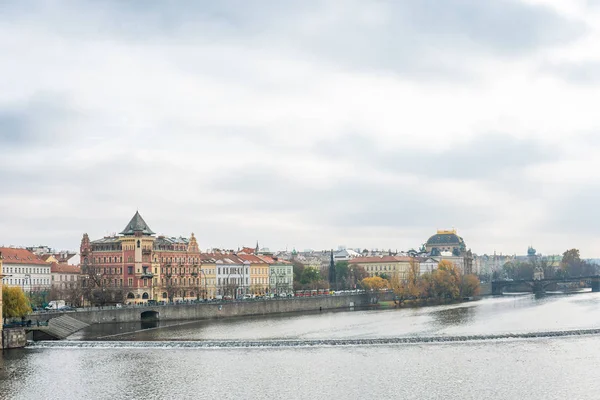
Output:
[492, 276, 600, 295]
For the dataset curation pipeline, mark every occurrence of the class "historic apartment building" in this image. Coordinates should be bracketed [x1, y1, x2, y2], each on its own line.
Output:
[80, 211, 294, 304]
[0, 247, 52, 292]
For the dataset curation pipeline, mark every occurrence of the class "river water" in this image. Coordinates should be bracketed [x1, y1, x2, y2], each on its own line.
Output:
[2, 293, 600, 399]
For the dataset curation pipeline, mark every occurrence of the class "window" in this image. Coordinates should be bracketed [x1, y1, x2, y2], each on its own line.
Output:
[128, 266, 133, 274]
[137, 240, 140, 248]
[128, 278, 133, 286]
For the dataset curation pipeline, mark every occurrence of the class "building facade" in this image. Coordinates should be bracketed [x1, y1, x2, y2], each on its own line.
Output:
[50, 263, 81, 290]
[238, 253, 270, 296]
[269, 259, 294, 295]
[349, 256, 417, 281]
[0, 247, 52, 293]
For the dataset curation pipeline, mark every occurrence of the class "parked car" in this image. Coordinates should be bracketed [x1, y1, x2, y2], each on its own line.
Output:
[58, 305, 74, 311]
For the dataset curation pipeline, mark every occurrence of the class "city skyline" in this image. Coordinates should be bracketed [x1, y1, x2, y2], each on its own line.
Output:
[2, 1, 600, 256]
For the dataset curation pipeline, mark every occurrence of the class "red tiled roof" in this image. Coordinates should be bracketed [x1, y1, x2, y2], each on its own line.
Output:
[237, 254, 266, 263]
[0, 247, 48, 265]
[50, 263, 81, 274]
[349, 256, 414, 264]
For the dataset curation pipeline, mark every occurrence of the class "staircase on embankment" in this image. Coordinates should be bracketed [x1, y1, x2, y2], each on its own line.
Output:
[33, 315, 90, 340]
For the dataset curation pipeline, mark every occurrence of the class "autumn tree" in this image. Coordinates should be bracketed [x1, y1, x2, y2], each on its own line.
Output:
[2, 285, 32, 323]
[361, 276, 389, 303]
[460, 274, 481, 297]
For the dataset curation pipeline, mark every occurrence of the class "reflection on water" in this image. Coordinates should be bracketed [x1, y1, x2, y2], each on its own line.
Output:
[432, 305, 475, 326]
[3, 293, 600, 400]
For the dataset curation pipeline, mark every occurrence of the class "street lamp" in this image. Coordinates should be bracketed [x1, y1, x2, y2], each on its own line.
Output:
[199, 269, 208, 300]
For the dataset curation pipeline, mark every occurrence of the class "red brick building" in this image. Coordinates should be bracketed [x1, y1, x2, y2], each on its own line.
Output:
[80, 211, 203, 304]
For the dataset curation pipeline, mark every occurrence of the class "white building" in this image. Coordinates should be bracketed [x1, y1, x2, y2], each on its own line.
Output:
[213, 253, 250, 298]
[0, 247, 51, 292]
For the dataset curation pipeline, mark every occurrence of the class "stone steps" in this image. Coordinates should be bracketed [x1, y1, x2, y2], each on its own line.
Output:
[41, 315, 90, 340]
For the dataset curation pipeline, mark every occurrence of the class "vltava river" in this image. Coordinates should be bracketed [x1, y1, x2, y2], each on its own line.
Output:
[2, 293, 600, 399]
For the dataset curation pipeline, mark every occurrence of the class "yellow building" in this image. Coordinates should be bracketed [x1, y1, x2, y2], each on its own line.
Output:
[349, 256, 417, 281]
[200, 256, 217, 299]
[238, 254, 270, 295]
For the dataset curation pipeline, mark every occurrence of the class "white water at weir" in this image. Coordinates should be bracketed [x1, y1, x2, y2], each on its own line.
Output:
[29, 327, 600, 349]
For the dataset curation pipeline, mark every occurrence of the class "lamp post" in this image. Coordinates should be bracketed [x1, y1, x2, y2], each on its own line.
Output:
[199, 269, 208, 300]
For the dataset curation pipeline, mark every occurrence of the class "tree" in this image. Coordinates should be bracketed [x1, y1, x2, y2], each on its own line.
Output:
[292, 261, 305, 290]
[460, 274, 481, 297]
[335, 261, 350, 289]
[360, 276, 389, 303]
[300, 267, 321, 286]
[2, 285, 32, 322]
[360, 276, 389, 291]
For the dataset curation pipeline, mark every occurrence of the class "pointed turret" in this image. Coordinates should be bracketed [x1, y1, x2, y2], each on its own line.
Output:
[119, 211, 155, 236]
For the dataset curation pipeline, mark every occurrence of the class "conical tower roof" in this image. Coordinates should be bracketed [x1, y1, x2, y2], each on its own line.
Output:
[119, 211, 155, 236]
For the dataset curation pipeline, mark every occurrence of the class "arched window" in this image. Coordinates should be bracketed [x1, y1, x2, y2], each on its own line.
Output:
[137, 240, 140, 249]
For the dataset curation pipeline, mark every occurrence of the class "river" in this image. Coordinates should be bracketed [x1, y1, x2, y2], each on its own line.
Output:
[2, 293, 600, 399]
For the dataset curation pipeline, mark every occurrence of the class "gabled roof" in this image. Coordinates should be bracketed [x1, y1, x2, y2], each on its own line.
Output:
[0, 247, 48, 265]
[119, 211, 155, 236]
[51, 263, 81, 274]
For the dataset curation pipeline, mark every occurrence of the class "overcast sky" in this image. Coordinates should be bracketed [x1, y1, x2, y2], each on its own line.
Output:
[1, 0, 600, 257]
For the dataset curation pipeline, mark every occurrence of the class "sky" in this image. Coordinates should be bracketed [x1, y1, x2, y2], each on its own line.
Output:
[1, 0, 600, 257]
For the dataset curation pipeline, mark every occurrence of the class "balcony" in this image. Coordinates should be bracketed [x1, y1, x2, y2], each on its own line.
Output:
[142, 249, 152, 255]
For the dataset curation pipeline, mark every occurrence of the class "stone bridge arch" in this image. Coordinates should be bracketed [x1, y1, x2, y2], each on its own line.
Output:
[141, 310, 159, 321]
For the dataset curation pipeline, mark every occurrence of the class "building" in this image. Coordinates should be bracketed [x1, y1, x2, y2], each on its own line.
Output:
[27, 246, 77, 265]
[238, 253, 270, 296]
[200, 254, 217, 299]
[80, 211, 205, 304]
[268, 258, 294, 295]
[1, 251, 4, 345]
[213, 253, 249, 299]
[424, 229, 474, 274]
[349, 256, 418, 281]
[51, 263, 81, 291]
[0, 247, 52, 293]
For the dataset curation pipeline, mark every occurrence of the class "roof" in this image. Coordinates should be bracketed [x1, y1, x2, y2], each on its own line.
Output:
[237, 254, 266, 263]
[349, 256, 414, 264]
[119, 211, 155, 236]
[0, 247, 48, 265]
[51, 263, 81, 274]
[426, 232, 465, 247]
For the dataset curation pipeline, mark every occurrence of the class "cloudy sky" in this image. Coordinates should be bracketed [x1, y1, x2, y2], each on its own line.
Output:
[1, 0, 600, 257]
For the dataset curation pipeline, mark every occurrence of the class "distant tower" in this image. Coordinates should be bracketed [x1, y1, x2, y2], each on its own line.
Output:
[255, 241, 260, 254]
[329, 249, 336, 289]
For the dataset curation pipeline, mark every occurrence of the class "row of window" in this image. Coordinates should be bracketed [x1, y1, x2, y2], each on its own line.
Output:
[3, 278, 50, 286]
[217, 277, 250, 286]
[51, 275, 77, 281]
[3, 266, 50, 275]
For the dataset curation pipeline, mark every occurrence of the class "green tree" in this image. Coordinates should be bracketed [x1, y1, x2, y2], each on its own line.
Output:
[335, 261, 350, 289]
[2, 285, 32, 322]
[300, 267, 321, 286]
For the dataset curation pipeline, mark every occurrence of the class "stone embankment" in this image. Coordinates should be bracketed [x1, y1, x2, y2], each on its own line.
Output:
[33, 293, 395, 326]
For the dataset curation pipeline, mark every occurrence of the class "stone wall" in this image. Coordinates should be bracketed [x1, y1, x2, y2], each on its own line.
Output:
[37, 293, 395, 325]
[2, 328, 27, 349]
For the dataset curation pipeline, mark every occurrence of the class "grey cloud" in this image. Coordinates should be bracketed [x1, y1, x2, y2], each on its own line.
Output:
[211, 166, 492, 230]
[0, 97, 78, 149]
[317, 132, 556, 181]
[0, 0, 584, 80]
[544, 186, 600, 234]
